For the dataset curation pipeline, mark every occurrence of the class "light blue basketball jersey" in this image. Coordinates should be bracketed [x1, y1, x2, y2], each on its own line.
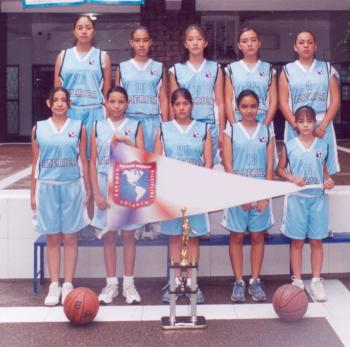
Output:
[228, 60, 272, 122]
[174, 60, 218, 122]
[35, 118, 82, 181]
[283, 59, 330, 114]
[160, 120, 207, 167]
[95, 118, 139, 175]
[285, 137, 328, 196]
[120, 59, 163, 117]
[60, 47, 104, 107]
[231, 122, 269, 179]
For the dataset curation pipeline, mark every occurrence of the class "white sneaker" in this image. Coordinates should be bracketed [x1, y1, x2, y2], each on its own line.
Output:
[61, 282, 74, 305]
[44, 282, 61, 306]
[291, 276, 305, 290]
[98, 284, 118, 304]
[310, 278, 327, 302]
[123, 283, 141, 304]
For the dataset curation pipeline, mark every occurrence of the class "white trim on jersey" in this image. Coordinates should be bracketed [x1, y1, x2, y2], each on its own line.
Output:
[239, 59, 261, 73]
[130, 58, 152, 71]
[172, 119, 196, 134]
[295, 137, 317, 153]
[73, 46, 94, 62]
[48, 117, 70, 134]
[238, 121, 261, 140]
[295, 59, 317, 73]
[186, 59, 207, 74]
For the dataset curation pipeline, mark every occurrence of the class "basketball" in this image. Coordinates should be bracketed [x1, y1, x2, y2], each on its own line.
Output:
[63, 287, 99, 325]
[272, 284, 308, 322]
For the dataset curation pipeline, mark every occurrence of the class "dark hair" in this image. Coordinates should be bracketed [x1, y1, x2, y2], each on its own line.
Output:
[106, 86, 128, 102]
[73, 15, 96, 30]
[171, 88, 193, 106]
[181, 24, 208, 63]
[47, 87, 70, 107]
[236, 89, 259, 107]
[294, 31, 317, 44]
[237, 27, 260, 42]
[294, 105, 316, 121]
[130, 26, 151, 40]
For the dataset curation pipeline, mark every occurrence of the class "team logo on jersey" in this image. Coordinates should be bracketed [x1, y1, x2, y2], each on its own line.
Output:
[205, 71, 212, 79]
[113, 161, 156, 208]
[150, 69, 157, 76]
[259, 136, 267, 143]
[68, 131, 75, 138]
[89, 60, 96, 66]
[317, 69, 324, 75]
[193, 131, 201, 139]
[316, 150, 323, 159]
[259, 71, 266, 77]
[124, 129, 132, 136]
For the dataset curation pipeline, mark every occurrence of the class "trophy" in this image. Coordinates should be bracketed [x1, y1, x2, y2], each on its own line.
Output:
[161, 208, 207, 330]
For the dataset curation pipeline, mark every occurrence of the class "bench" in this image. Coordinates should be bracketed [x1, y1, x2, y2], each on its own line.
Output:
[33, 232, 350, 295]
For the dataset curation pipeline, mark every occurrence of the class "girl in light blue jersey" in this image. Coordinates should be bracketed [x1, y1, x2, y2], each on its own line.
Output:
[115, 26, 168, 152]
[222, 90, 274, 303]
[169, 24, 224, 164]
[279, 31, 340, 175]
[54, 15, 112, 160]
[277, 106, 335, 302]
[90, 86, 145, 305]
[154, 88, 213, 304]
[31, 87, 91, 307]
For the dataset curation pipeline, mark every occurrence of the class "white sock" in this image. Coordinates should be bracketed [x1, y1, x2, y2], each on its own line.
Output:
[186, 278, 192, 287]
[62, 282, 73, 288]
[249, 278, 259, 285]
[106, 277, 118, 286]
[123, 275, 134, 287]
[175, 277, 182, 286]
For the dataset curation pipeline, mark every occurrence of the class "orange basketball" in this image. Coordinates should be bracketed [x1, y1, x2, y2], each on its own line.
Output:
[63, 287, 99, 325]
[272, 284, 308, 322]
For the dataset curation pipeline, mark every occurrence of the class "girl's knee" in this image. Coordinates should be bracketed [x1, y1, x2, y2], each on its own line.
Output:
[63, 233, 78, 246]
[122, 231, 135, 244]
[230, 233, 244, 244]
[250, 232, 264, 245]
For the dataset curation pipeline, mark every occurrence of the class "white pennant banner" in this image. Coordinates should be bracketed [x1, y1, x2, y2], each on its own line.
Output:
[22, 0, 143, 7]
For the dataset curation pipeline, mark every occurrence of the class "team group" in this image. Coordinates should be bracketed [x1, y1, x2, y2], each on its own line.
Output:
[30, 15, 340, 307]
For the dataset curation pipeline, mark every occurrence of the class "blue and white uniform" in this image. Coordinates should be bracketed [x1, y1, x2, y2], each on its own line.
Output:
[283, 59, 340, 174]
[171, 60, 220, 163]
[91, 117, 143, 231]
[160, 120, 210, 236]
[32, 118, 89, 234]
[281, 137, 329, 240]
[222, 122, 273, 232]
[60, 47, 106, 158]
[120, 59, 163, 152]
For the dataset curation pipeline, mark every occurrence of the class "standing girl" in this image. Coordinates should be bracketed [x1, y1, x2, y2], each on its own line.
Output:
[225, 27, 277, 158]
[277, 106, 335, 301]
[90, 86, 145, 304]
[115, 26, 168, 152]
[279, 31, 340, 175]
[169, 24, 224, 163]
[54, 15, 112, 159]
[221, 90, 274, 302]
[31, 87, 90, 306]
[154, 88, 213, 303]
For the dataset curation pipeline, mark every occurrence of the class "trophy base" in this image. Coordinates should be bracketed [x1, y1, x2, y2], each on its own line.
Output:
[161, 316, 207, 330]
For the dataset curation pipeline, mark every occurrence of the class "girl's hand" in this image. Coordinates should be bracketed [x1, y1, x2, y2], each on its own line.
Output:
[314, 127, 325, 138]
[31, 196, 37, 211]
[95, 194, 110, 210]
[241, 203, 254, 211]
[256, 199, 269, 212]
[323, 177, 335, 190]
[290, 176, 305, 187]
[111, 134, 126, 143]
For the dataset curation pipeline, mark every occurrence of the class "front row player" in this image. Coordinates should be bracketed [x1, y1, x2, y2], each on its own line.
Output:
[31, 87, 91, 306]
[154, 88, 213, 304]
[90, 86, 145, 304]
[222, 90, 274, 302]
[277, 106, 335, 302]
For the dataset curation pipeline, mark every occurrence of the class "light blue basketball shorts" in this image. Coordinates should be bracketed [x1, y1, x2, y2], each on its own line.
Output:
[91, 173, 143, 232]
[68, 105, 106, 159]
[222, 202, 274, 233]
[33, 179, 89, 234]
[281, 193, 329, 240]
[160, 213, 210, 237]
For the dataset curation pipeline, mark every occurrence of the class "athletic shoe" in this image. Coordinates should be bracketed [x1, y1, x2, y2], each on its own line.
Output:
[291, 276, 305, 290]
[162, 289, 179, 303]
[98, 284, 118, 304]
[310, 278, 327, 302]
[248, 279, 267, 302]
[61, 282, 74, 305]
[231, 280, 245, 302]
[123, 283, 141, 304]
[186, 287, 205, 304]
[44, 282, 61, 307]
